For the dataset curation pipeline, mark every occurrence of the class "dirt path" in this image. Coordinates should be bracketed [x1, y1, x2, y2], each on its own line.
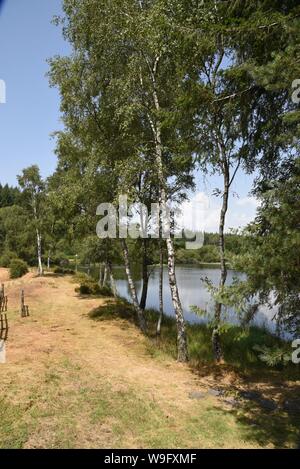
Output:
[0, 268, 9, 283]
[0, 271, 298, 448]
[4, 273, 200, 401]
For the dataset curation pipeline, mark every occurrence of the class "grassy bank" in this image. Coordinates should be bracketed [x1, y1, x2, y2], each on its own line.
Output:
[1, 270, 299, 448]
[89, 298, 299, 377]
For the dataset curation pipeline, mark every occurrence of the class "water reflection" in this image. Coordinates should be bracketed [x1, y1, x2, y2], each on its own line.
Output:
[114, 265, 279, 334]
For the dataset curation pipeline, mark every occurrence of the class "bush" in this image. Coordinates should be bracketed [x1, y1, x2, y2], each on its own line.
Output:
[9, 259, 29, 279]
[99, 285, 114, 297]
[73, 272, 89, 283]
[78, 283, 95, 295]
[0, 254, 11, 268]
[0, 251, 17, 268]
[75, 276, 113, 297]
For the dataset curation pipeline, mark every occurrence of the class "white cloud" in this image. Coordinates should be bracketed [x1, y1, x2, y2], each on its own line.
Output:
[235, 196, 260, 209]
[176, 191, 259, 233]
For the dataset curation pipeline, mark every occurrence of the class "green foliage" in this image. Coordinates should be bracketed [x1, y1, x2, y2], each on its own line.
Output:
[0, 184, 20, 208]
[175, 233, 244, 265]
[53, 267, 75, 275]
[0, 0, 298, 382]
[75, 273, 113, 297]
[9, 259, 29, 279]
[77, 236, 108, 266]
[17, 165, 45, 199]
[190, 304, 232, 334]
[90, 298, 297, 372]
[228, 159, 300, 335]
[98, 285, 114, 297]
[198, 245, 220, 263]
[51, 254, 71, 267]
[253, 345, 292, 367]
[0, 206, 36, 265]
[0, 251, 17, 268]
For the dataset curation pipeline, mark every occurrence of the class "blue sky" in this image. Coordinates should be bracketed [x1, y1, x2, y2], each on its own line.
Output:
[0, 0, 257, 231]
[0, 0, 69, 185]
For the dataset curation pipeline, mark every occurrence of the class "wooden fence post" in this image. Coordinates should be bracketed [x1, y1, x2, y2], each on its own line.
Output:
[20, 290, 30, 318]
[0, 284, 8, 341]
[0, 284, 8, 313]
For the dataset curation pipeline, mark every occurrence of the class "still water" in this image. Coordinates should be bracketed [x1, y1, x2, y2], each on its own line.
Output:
[112, 265, 279, 334]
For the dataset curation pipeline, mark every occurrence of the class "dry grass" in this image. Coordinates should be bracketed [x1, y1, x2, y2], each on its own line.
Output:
[0, 269, 299, 448]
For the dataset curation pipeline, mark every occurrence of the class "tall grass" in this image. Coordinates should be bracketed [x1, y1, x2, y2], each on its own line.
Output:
[88, 298, 299, 377]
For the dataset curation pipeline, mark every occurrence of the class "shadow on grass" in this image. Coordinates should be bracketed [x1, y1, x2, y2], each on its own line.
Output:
[88, 298, 300, 448]
[207, 399, 300, 448]
[40, 272, 75, 279]
[88, 298, 299, 374]
[76, 294, 113, 301]
[89, 298, 138, 321]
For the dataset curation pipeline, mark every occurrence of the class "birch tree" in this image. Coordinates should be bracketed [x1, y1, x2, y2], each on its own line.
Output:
[18, 166, 45, 276]
[180, 0, 300, 360]
[49, 0, 195, 361]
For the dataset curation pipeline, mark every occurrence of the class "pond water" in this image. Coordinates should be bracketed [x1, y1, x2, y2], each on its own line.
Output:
[103, 265, 279, 334]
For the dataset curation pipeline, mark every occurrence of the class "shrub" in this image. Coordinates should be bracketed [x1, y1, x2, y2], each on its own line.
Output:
[99, 285, 114, 297]
[0, 251, 17, 268]
[73, 272, 89, 283]
[78, 283, 95, 295]
[77, 279, 100, 295]
[9, 259, 29, 279]
[0, 254, 11, 268]
[75, 276, 113, 297]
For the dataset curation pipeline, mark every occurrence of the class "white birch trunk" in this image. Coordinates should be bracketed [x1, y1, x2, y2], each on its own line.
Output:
[147, 76, 188, 362]
[157, 238, 164, 336]
[213, 160, 230, 362]
[108, 262, 117, 298]
[98, 263, 103, 287]
[102, 264, 108, 286]
[32, 191, 43, 277]
[36, 228, 43, 276]
[47, 250, 51, 270]
[121, 239, 146, 333]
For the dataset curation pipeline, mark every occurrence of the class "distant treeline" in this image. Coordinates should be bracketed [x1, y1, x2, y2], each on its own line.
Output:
[0, 183, 20, 208]
[0, 185, 243, 267]
[175, 233, 243, 264]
